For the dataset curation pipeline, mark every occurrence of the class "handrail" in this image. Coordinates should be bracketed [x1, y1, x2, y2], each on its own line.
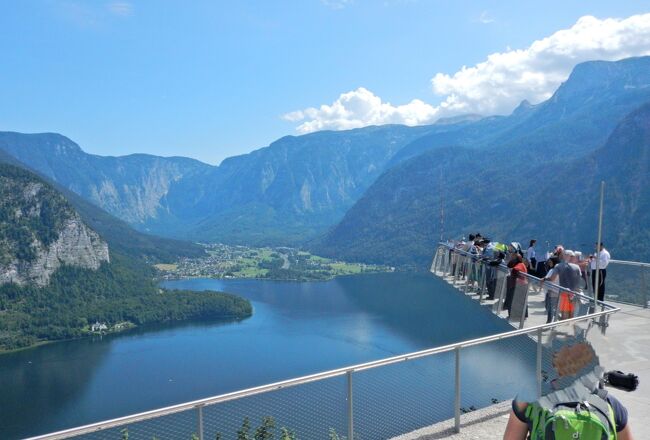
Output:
[609, 259, 650, 268]
[26, 306, 618, 440]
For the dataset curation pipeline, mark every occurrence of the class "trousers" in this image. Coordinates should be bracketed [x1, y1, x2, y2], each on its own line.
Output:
[591, 268, 607, 301]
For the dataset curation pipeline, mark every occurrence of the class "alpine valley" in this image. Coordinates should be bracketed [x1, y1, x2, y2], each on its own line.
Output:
[3, 57, 650, 352]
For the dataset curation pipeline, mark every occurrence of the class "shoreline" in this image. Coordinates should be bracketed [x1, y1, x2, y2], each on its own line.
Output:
[157, 267, 397, 284]
[0, 313, 253, 356]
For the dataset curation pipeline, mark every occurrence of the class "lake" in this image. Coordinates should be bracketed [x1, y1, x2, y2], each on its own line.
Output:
[0, 273, 537, 439]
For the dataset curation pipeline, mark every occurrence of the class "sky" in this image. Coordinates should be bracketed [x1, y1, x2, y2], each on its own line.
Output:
[1, 1, 650, 165]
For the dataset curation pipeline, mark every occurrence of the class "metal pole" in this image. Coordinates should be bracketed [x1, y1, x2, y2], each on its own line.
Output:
[347, 371, 354, 440]
[594, 181, 605, 305]
[197, 406, 204, 440]
[454, 347, 461, 433]
[536, 328, 543, 399]
[642, 269, 648, 309]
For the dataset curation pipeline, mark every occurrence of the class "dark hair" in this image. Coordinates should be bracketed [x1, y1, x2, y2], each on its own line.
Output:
[513, 253, 523, 263]
[529, 239, 536, 247]
[468, 234, 475, 241]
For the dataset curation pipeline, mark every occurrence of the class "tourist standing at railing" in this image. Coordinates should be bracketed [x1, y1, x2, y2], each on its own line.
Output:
[540, 256, 560, 323]
[526, 239, 537, 275]
[591, 242, 611, 302]
[555, 250, 583, 320]
[504, 253, 528, 318]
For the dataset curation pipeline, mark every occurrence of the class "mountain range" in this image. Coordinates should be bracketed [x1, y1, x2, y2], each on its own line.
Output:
[315, 57, 650, 266]
[0, 125, 438, 245]
[2, 56, 650, 269]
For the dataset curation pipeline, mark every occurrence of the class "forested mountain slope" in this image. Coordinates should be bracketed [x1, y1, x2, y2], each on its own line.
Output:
[0, 163, 251, 352]
[314, 59, 650, 268]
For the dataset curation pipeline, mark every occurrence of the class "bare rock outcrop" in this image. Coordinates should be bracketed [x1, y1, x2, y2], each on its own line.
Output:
[0, 167, 110, 287]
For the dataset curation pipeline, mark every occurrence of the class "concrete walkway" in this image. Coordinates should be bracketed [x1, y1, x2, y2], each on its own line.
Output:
[391, 402, 512, 440]
[591, 302, 650, 434]
[395, 302, 649, 439]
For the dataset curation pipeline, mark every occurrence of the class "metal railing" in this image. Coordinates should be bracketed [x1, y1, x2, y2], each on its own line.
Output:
[605, 259, 649, 308]
[27, 302, 619, 439]
[430, 244, 617, 330]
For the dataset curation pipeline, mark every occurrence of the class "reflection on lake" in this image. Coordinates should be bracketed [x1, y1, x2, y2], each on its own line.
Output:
[0, 273, 535, 439]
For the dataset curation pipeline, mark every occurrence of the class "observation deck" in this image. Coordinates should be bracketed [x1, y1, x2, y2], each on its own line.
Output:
[25, 245, 648, 440]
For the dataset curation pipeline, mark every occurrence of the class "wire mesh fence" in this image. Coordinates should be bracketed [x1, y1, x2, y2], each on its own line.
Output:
[69, 409, 199, 440]
[604, 261, 649, 307]
[202, 375, 348, 440]
[352, 352, 455, 439]
[29, 245, 619, 440]
[28, 309, 618, 440]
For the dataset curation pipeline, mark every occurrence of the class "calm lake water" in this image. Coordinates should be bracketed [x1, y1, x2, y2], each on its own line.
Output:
[0, 273, 537, 439]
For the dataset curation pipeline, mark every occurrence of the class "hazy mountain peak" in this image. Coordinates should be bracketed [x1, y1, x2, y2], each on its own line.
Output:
[512, 99, 535, 115]
[551, 56, 650, 103]
[434, 114, 483, 125]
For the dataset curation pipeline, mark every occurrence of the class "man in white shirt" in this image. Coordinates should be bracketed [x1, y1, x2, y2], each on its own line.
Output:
[590, 242, 610, 301]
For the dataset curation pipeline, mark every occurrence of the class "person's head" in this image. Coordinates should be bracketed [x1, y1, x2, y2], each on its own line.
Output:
[468, 233, 475, 241]
[529, 239, 536, 248]
[512, 253, 523, 264]
[547, 256, 559, 268]
[554, 245, 564, 257]
[598, 242, 605, 251]
[564, 250, 575, 263]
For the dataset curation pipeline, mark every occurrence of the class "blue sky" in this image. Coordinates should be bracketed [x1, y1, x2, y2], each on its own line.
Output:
[1, 1, 649, 164]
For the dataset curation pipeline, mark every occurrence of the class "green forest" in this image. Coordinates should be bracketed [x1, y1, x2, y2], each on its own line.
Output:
[0, 253, 252, 352]
[0, 163, 73, 263]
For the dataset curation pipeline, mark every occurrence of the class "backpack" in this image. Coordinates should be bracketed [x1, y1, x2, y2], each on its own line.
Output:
[525, 394, 617, 440]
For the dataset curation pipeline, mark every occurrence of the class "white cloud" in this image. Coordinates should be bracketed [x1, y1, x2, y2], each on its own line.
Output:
[285, 13, 650, 133]
[476, 11, 495, 24]
[321, 0, 352, 10]
[107, 1, 133, 17]
[283, 88, 440, 134]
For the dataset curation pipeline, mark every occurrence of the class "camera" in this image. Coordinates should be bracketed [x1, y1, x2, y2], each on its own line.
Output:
[603, 370, 639, 392]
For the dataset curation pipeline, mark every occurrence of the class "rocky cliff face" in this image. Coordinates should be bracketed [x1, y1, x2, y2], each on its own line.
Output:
[0, 165, 109, 287]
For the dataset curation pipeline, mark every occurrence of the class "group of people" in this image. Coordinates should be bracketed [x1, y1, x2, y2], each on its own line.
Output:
[449, 235, 632, 439]
[451, 234, 611, 323]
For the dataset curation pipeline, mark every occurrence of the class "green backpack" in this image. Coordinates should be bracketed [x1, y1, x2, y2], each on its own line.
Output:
[525, 395, 617, 440]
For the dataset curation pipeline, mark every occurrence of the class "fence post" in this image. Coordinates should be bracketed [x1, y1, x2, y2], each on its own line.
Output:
[642, 268, 648, 309]
[454, 347, 461, 433]
[347, 371, 354, 440]
[519, 284, 529, 329]
[431, 249, 439, 274]
[197, 405, 204, 440]
[495, 273, 507, 314]
[443, 249, 451, 276]
[536, 328, 543, 399]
